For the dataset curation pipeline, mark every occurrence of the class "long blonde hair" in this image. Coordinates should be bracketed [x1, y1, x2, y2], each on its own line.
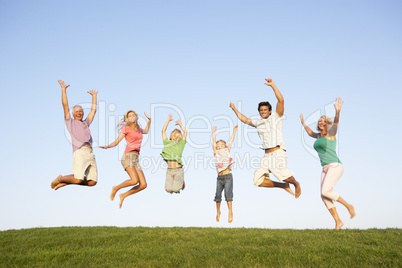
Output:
[118, 110, 140, 131]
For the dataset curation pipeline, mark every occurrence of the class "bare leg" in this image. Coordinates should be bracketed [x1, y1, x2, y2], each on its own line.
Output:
[51, 174, 96, 190]
[86, 180, 97, 186]
[284, 176, 302, 198]
[259, 178, 295, 196]
[336, 196, 356, 219]
[216, 202, 221, 222]
[51, 175, 62, 189]
[119, 169, 147, 208]
[110, 167, 140, 201]
[329, 207, 344, 229]
[54, 183, 68, 190]
[227, 201, 233, 223]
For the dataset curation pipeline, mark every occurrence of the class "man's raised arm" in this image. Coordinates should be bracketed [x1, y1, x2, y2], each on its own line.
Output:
[264, 78, 284, 117]
[58, 80, 70, 120]
[230, 102, 253, 126]
[87, 90, 98, 123]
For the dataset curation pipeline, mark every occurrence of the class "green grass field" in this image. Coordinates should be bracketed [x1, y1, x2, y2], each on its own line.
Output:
[0, 227, 400, 267]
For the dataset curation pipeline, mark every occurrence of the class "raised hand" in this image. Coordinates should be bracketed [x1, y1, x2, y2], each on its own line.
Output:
[229, 102, 235, 109]
[58, 80, 70, 90]
[167, 114, 174, 121]
[300, 114, 305, 124]
[87, 90, 98, 96]
[175, 119, 181, 126]
[334, 97, 344, 113]
[264, 78, 275, 87]
[144, 112, 151, 120]
[212, 126, 217, 132]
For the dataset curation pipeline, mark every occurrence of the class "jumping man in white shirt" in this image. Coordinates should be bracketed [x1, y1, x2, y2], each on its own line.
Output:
[230, 78, 301, 198]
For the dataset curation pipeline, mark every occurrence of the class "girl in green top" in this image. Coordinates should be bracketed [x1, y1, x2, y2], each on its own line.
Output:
[161, 114, 188, 194]
[300, 98, 355, 230]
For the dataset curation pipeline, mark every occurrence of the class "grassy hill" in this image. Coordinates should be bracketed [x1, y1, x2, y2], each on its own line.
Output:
[0, 227, 400, 267]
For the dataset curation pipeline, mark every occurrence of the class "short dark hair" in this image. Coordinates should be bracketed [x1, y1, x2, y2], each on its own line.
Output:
[258, 101, 272, 112]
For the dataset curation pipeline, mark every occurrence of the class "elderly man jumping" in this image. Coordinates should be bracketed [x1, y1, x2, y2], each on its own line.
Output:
[51, 80, 98, 190]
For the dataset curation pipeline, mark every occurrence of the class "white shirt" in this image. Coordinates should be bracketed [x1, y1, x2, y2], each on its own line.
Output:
[251, 112, 286, 150]
[214, 148, 235, 173]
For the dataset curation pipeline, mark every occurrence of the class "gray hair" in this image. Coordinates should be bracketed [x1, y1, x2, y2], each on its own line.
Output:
[72, 105, 83, 115]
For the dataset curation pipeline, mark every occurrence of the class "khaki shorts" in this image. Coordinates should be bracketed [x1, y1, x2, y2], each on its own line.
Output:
[165, 167, 184, 194]
[253, 149, 293, 186]
[121, 151, 142, 171]
[72, 147, 98, 181]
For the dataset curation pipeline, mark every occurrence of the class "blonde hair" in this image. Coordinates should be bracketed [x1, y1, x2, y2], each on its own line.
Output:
[216, 140, 227, 147]
[170, 129, 182, 140]
[316, 116, 333, 131]
[118, 110, 140, 130]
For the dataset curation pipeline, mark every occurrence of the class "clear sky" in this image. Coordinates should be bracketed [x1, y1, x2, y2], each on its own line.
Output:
[0, 0, 401, 230]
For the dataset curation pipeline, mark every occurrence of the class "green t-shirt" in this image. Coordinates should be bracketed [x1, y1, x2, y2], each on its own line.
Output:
[161, 138, 186, 165]
[313, 136, 342, 166]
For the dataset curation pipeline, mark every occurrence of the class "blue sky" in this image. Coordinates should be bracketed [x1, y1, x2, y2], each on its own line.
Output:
[0, 0, 401, 230]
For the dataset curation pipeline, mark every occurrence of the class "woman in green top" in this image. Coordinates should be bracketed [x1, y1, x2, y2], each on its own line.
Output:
[161, 114, 188, 194]
[300, 98, 355, 229]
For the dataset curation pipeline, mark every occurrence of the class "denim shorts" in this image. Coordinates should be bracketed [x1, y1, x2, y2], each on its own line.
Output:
[214, 173, 233, 202]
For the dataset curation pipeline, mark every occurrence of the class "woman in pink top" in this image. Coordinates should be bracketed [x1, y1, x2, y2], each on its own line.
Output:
[100, 110, 151, 208]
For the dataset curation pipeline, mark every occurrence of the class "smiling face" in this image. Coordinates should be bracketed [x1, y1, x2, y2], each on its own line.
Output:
[258, 105, 271, 119]
[216, 140, 226, 150]
[317, 116, 333, 132]
[127, 112, 138, 123]
[72, 105, 84, 121]
[258, 102, 272, 119]
[318, 117, 327, 131]
[123, 110, 139, 128]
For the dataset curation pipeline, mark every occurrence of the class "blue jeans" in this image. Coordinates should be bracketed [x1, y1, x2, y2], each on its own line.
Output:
[214, 173, 233, 202]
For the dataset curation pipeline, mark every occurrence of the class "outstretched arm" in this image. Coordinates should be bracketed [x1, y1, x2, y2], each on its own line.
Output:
[212, 126, 217, 153]
[162, 114, 173, 140]
[175, 119, 188, 141]
[99, 133, 125, 149]
[300, 114, 319, 138]
[329, 97, 343, 136]
[264, 78, 284, 117]
[59, 80, 70, 120]
[230, 102, 253, 126]
[227, 125, 238, 151]
[142, 112, 151, 134]
[87, 90, 98, 123]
